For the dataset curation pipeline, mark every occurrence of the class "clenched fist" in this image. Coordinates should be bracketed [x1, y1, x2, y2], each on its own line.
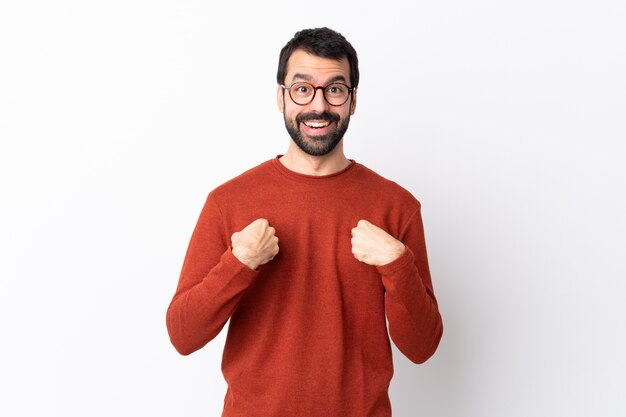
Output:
[231, 219, 279, 270]
[351, 219, 406, 266]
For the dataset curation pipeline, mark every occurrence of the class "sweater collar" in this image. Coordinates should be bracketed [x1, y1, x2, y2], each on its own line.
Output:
[270, 155, 357, 184]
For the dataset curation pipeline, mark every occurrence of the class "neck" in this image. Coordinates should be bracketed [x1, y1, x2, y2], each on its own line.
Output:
[279, 140, 350, 176]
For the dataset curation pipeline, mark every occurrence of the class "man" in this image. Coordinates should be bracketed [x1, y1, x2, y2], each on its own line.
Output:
[166, 27, 443, 417]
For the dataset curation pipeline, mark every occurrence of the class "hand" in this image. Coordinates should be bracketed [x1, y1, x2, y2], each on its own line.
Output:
[231, 219, 279, 270]
[351, 219, 405, 266]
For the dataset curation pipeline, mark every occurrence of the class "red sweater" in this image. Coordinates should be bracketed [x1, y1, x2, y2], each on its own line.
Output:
[166, 157, 443, 417]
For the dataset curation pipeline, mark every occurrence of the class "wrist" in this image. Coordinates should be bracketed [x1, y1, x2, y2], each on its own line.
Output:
[381, 241, 406, 265]
[232, 247, 258, 270]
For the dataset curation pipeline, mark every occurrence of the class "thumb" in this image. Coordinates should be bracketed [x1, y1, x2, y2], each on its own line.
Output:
[357, 219, 370, 227]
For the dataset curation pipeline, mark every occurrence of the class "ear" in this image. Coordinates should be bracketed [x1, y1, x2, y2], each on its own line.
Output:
[349, 88, 357, 115]
[277, 84, 284, 113]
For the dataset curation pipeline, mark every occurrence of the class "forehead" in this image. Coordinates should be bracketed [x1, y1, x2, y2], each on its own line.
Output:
[285, 49, 350, 84]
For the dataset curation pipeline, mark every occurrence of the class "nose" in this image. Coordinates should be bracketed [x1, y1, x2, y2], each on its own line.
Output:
[308, 87, 330, 112]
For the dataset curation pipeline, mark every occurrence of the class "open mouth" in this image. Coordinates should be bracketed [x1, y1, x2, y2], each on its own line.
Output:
[303, 120, 331, 129]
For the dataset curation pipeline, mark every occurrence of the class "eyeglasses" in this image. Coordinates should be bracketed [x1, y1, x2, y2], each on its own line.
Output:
[281, 82, 354, 106]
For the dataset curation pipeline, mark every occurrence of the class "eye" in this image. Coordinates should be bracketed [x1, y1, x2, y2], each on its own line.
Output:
[326, 84, 346, 95]
[292, 83, 312, 95]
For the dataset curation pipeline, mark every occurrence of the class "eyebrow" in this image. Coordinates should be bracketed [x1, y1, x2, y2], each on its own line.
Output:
[291, 73, 348, 84]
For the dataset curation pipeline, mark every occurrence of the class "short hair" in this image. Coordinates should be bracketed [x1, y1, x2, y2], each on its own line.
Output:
[277, 27, 359, 89]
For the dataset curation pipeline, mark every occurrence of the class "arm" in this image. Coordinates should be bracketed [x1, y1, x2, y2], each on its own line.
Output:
[166, 195, 278, 355]
[377, 207, 443, 363]
[351, 208, 443, 364]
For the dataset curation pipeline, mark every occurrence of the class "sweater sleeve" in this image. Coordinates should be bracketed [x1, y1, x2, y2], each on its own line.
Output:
[166, 194, 258, 355]
[376, 205, 443, 364]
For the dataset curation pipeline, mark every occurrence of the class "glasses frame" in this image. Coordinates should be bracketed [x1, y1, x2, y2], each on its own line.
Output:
[281, 82, 355, 106]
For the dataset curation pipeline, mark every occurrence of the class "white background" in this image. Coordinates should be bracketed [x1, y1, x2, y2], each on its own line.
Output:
[1, 1, 625, 416]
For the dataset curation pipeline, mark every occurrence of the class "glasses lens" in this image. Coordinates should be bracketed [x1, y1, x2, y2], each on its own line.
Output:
[289, 82, 314, 105]
[324, 84, 350, 106]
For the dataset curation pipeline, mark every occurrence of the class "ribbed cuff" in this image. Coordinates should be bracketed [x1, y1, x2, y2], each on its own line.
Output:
[223, 247, 261, 274]
[199, 248, 259, 292]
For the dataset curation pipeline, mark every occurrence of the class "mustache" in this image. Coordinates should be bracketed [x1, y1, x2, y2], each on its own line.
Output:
[296, 111, 340, 124]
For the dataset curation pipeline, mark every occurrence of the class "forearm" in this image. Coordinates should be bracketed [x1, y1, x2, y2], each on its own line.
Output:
[378, 246, 443, 364]
[166, 248, 258, 355]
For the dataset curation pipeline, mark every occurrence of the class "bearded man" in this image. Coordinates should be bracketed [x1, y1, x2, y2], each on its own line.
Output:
[166, 27, 443, 417]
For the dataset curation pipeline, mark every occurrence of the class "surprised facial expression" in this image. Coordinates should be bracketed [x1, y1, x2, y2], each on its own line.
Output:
[278, 49, 357, 156]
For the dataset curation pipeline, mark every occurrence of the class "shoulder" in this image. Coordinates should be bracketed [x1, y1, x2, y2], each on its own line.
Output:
[208, 159, 275, 201]
[353, 162, 422, 210]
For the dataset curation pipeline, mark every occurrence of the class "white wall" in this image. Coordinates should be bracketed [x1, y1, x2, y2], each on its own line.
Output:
[1, 1, 624, 416]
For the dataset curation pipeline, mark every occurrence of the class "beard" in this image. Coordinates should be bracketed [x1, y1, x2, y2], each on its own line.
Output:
[283, 110, 351, 157]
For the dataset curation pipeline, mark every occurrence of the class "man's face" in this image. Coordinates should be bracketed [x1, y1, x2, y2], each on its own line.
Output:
[278, 49, 357, 156]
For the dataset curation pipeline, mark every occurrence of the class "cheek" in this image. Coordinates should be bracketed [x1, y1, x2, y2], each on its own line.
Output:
[284, 105, 300, 121]
[339, 109, 352, 122]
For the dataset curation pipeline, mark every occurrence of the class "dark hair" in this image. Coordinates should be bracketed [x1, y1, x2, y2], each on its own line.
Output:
[277, 27, 359, 88]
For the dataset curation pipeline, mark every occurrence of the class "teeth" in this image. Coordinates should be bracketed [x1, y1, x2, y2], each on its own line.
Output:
[304, 121, 330, 128]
